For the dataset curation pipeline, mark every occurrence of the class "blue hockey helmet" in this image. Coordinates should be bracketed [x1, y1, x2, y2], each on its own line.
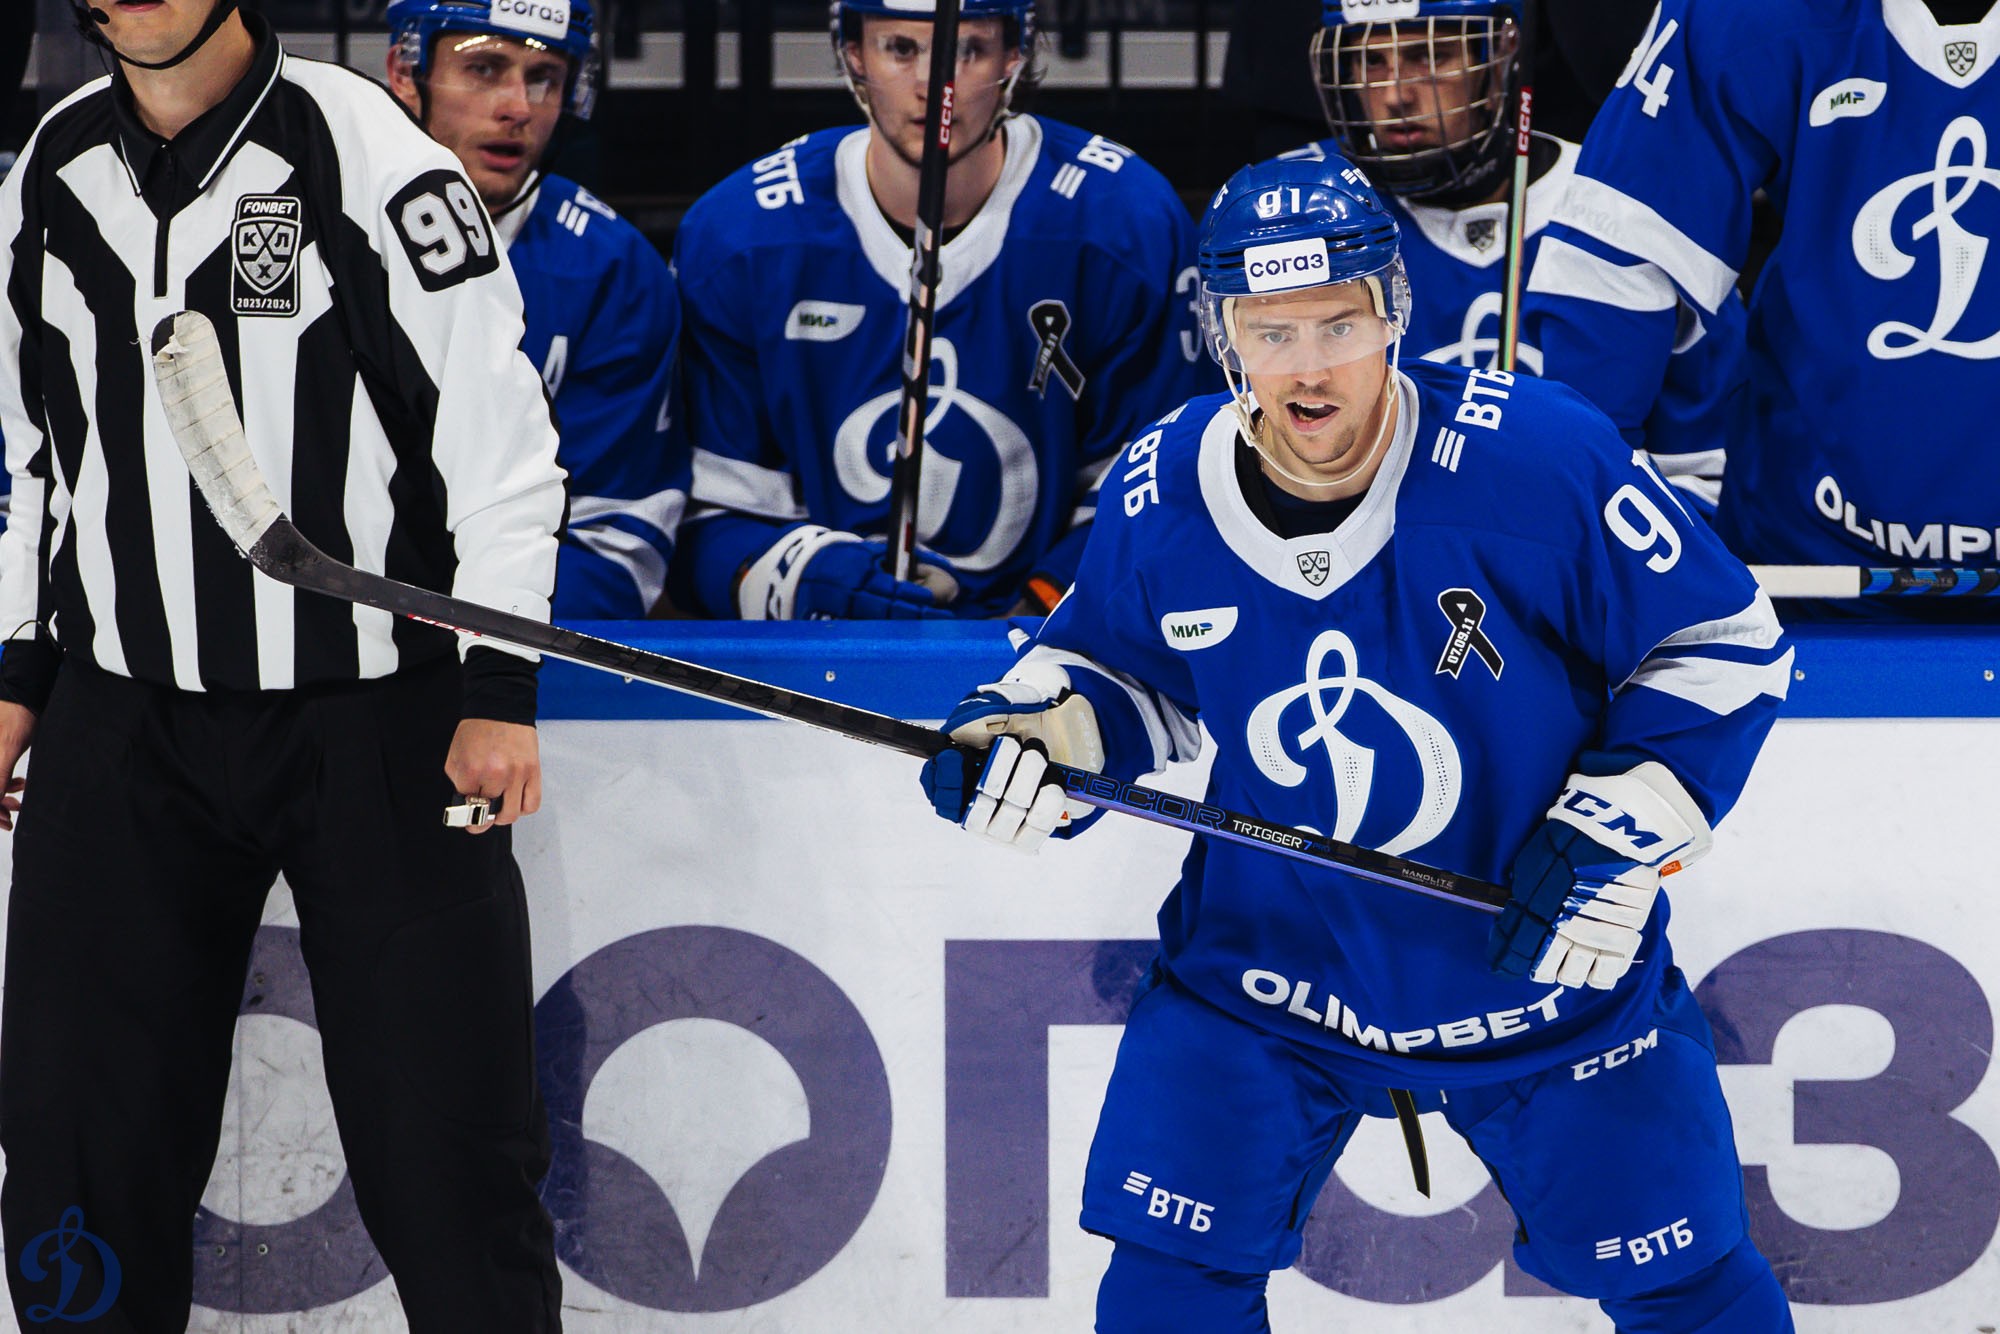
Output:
[387, 0, 599, 119]
[1197, 154, 1411, 378]
[1312, 0, 1521, 202]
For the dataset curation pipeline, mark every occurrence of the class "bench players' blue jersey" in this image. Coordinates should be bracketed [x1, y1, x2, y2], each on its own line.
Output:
[1524, 0, 2000, 573]
[1284, 136, 1748, 516]
[672, 116, 1210, 616]
[502, 173, 689, 619]
[1017, 362, 1790, 1086]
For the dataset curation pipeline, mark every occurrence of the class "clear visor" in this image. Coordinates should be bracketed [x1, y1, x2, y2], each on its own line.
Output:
[842, 26, 1023, 94]
[1201, 278, 1403, 377]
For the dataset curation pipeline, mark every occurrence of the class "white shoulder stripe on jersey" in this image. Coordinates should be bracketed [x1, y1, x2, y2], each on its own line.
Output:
[1551, 177, 1739, 315]
[569, 486, 689, 539]
[569, 523, 670, 606]
[1526, 234, 1679, 313]
[689, 448, 809, 521]
[1648, 447, 1725, 508]
[1649, 590, 1785, 654]
[1624, 647, 1795, 715]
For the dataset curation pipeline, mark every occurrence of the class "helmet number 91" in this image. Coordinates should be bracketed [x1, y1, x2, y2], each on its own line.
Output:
[1604, 484, 1682, 573]
[1255, 188, 1304, 219]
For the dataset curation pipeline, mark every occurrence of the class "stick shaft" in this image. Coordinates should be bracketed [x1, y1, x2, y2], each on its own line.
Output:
[241, 518, 1504, 909]
[886, 0, 962, 581]
[150, 306, 1503, 912]
[1497, 0, 1536, 373]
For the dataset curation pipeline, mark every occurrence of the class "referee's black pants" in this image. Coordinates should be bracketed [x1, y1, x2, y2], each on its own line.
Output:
[0, 659, 562, 1332]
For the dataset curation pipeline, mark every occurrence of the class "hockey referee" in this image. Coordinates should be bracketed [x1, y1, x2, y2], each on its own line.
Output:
[0, 0, 568, 1329]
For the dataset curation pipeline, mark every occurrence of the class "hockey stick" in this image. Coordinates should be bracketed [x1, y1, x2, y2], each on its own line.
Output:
[1751, 565, 2000, 599]
[149, 310, 1506, 914]
[1496, 0, 1536, 373]
[885, 0, 963, 582]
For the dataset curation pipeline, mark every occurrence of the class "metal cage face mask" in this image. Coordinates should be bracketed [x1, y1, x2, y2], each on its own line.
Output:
[1311, 16, 1518, 201]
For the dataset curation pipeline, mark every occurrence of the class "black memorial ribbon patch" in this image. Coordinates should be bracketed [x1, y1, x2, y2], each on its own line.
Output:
[1436, 588, 1504, 680]
[1026, 300, 1086, 400]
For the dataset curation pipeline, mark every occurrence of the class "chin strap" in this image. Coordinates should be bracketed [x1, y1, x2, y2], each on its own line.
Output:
[74, 0, 242, 71]
[1224, 335, 1404, 493]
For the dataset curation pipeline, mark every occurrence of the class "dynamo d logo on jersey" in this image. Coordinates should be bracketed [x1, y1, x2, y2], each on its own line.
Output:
[1853, 115, 2000, 360]
[232, 195, 300, 317]
[1243, 239, 1330, 294]
[831, 337, 1037, 573]
[1245, 630, 1461, 857]
[490, 0, 570, 42]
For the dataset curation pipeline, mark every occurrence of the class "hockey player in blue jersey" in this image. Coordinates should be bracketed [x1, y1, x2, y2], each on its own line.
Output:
[921, 156, 1796, 1331]
[1305, 0, 1747, 514]
[1523, 0, 2000, 613]
[388, 0, 689, 619]
[667, 0, 1208, 621]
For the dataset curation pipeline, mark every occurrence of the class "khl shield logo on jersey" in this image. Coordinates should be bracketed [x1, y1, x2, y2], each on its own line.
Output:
[1297, 550, 1332, 586]
[1945, 41, 1976, 78]
[232, 195, 301, 317]
[1246, 629, 1461, 856]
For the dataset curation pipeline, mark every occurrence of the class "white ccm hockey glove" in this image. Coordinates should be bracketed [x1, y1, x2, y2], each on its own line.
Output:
[1487, 763, 1713, 990]
[919, 668, 1107, 853]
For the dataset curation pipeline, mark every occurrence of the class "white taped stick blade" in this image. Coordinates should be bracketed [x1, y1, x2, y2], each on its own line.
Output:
[1750, 565, 1864, 598]
[150, 311, 282, 554]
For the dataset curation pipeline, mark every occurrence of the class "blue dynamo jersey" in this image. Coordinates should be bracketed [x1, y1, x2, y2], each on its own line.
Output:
[503, 173, 689, 619]
[1285, 135, 1748, 514]
[1525, 0, 2000, 570]
[673, 116, 1211, 615]
[1019, 362, 1791, 1086]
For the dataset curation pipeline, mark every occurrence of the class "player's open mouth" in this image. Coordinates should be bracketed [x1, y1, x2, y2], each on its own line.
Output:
[479, 143, 528, 170]
[1288, 401, 1339, 431]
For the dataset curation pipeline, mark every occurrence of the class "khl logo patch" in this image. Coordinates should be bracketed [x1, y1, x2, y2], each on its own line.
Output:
[1435, 587, 1504, 680]
[232, 195, 301, 317]
[1296, 550, 1332, 586]
[1945, 40, 1976, 78]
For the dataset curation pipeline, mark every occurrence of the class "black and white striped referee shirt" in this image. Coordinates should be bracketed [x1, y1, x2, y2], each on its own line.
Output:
[0, 15, 565, 716]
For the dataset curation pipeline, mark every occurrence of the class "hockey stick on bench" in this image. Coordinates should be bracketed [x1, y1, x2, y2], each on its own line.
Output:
[149, 310, 1506, 913]
[1751, 565, 2000, 598]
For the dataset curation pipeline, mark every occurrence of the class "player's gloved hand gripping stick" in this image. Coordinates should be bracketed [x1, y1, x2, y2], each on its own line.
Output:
[150, 309, 1508, 914]
[1486, 763, 1711, 991]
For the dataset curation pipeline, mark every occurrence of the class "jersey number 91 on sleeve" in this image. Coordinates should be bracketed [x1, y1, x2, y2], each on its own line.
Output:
[388, 169, 501, 292]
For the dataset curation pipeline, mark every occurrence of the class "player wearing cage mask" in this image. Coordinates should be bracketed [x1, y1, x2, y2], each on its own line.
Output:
[1299, 0, 1749, 520]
